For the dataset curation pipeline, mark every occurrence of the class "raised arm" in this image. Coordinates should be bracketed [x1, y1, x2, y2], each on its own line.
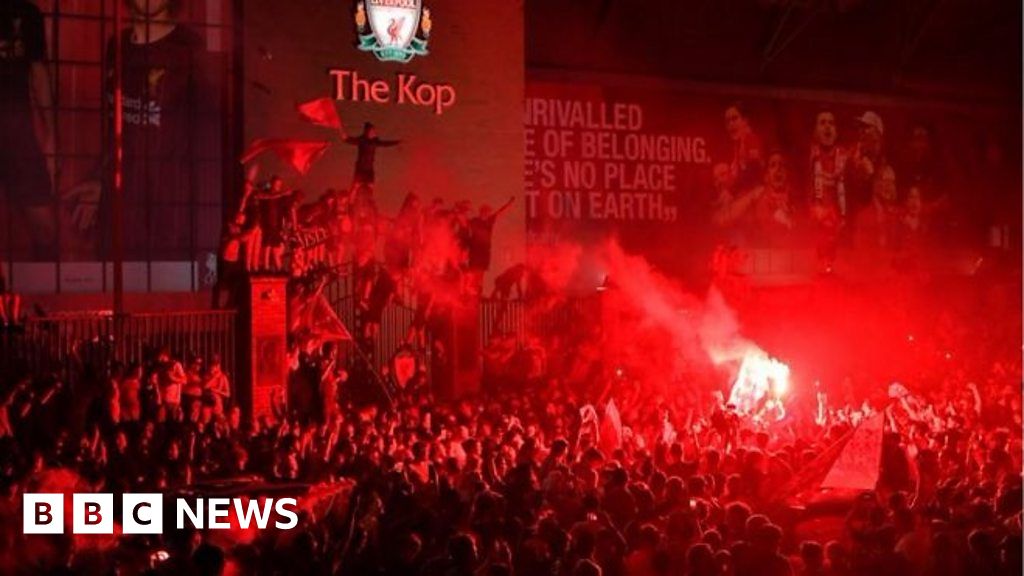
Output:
[238, 165, 261, 215]
[494, 196, 516, 218]
[967, 382, 982, 417]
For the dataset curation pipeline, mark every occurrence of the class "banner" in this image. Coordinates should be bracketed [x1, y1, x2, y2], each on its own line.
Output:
[525, 75, 1019, 282]
[821, 412, 884, 490]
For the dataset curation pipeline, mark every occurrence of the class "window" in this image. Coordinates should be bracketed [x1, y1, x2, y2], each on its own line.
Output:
[1, 0, 237, 294]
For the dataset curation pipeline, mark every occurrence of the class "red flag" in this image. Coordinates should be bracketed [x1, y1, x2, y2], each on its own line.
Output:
[297, 97, 343, 131]
[770, 425, 854, 503]
[290, 292, 353, 345]
[309, 294, 353, 342]
[600, 399, 623, 455]
[821, 412, 884, 490]
[241, 138, 331, 175]
[771, 413, 885, 504]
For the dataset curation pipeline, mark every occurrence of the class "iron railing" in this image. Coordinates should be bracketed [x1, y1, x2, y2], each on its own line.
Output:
[0, 310, 237, 385]
[324, 270, 421, 376]
[480, 296, 599, 349]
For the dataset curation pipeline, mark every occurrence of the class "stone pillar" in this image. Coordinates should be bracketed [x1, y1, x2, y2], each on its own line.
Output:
[453, 295, 481, 397]
[239, 275, 289, 423]
[431, 297, 481, 399]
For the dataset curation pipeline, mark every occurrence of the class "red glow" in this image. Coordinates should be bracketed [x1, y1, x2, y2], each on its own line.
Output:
[728, 349, 790, 418]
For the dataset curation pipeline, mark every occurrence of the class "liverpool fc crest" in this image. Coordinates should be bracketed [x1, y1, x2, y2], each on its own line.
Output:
[355, 0, 431, 63]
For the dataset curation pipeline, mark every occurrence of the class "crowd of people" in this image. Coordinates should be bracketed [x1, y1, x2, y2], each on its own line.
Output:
[218, 122, 519, 357]
[1, 270, 1020, 575]
[3, 89, 1022, 576]
[709, 105, 1017, 273]
[1, 2, 1020, 573]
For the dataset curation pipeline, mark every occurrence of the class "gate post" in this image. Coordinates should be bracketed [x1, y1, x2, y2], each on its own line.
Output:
[238, 275, 289, 423]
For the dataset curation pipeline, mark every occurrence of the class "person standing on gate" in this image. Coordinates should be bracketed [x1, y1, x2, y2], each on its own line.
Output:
[345, 121, 400, 187]
[466, 197, 515, 295]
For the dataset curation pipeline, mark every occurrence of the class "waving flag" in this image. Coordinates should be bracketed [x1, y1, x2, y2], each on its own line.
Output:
[288, 285, 353, 355]
[576, 404, 600, 449]
[600, 399, 623, 455]
[297, 97, 344, 132]
[241, 138, 331, 175]
[771, 411, 886, 505]
[579, 404, 599, 425]
[821, 411, 884, 490]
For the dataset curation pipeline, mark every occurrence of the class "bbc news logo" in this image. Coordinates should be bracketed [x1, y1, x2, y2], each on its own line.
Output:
[23, 493, 299, 534]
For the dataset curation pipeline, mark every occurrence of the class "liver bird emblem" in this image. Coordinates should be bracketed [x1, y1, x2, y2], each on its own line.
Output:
[387, 17, 405, 45]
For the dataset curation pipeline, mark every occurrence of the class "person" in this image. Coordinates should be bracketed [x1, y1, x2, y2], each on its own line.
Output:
[854, 165, 901, 255]
[65, 0, 217, 260]
[492, 263, 528, 300]
[119, 363, 143, 422]
[214, 212, 250, 306]
[0, 320, 1021, 574]
[897, 123, 950, 251]
[214, 166, 262, 305]
[202, 355, 231, 416]
[363, 266, 398, 342]
[466, 196, 515, 294]
[808, 110, 848, 273]
[406, 271, 435, 350]
[809, 110, 848, 217]
[318, 347, 344, 423]
[724, 103, 764, 192]
[182, 355, 205, 413]
[1, 0, 56, 260]
[155, 346, 186, 415]
[846, 111, 887, 219]
[488, 263, 530, 338]
[344, 121, 400, 186]
[251, 176, 299, 271]
[749, 523, 793, 576]
[752, 151, 794, 244]
[711, 161, 754, 244]
[898, 184, 927, 267]
[140, 369, 162, 420]
[103, 365, 122, 427]
[898, 123, 948, 205]
[798, 541, 827, 576]
[452, 200, 473, 268]
[327, 192, 354, 267]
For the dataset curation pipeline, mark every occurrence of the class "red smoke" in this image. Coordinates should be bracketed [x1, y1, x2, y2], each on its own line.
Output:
[522, 238, 785, 401]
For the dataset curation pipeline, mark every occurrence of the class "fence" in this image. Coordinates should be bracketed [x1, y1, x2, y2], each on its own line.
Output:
[479, 295, 599, 349]
[324, 266, 603, 374]
[0, 310, 237, 385]
[0, 291, 602, 400]
[324, 271, 420, 372]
